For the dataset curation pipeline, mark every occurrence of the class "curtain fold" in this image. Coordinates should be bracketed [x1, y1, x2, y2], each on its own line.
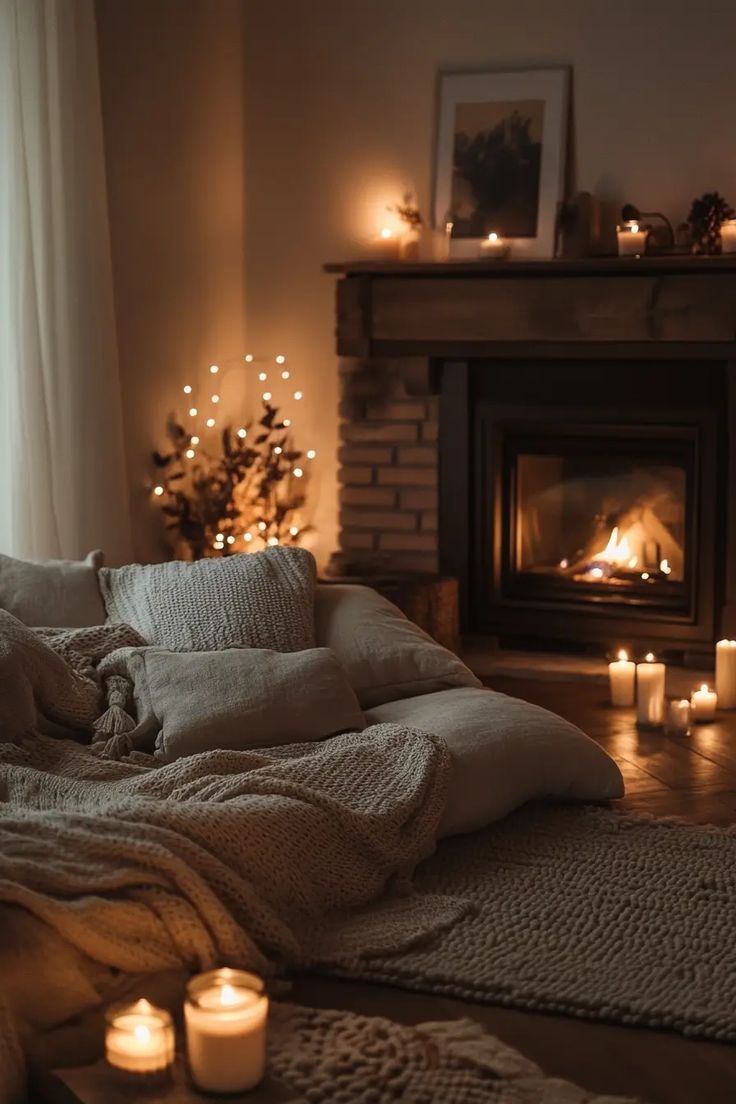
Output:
[0, 0, 132, 564]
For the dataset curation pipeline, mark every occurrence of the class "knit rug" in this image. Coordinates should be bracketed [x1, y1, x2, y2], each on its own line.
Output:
[327, 804, 736, 1042]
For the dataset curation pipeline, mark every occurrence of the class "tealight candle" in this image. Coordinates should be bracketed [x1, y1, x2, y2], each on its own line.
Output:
[666, 698, 691, 736]
[636, 653, 665, 726]
[369, 227, 400, 261]
[715, 639, 736, 708]
[721, 219, 736, 254]
[609, 648, 636, 706]
[479, 231, 509, 259]
[105, 999, 174, 1075]
[617, 221, 648, 257]
[691, 683, 718, 722]
[185, 968, 268, 1094]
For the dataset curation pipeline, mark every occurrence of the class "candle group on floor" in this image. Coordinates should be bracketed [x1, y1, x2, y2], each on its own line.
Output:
[106, 969, 269, 1092]
[608, 640, 736, 728]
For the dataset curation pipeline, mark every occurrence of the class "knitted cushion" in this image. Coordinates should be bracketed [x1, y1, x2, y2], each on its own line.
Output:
[0, 551, 105, 627]
[99, 547, 316, 652]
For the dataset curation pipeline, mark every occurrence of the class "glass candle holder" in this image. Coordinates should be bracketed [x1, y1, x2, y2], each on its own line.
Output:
[666, 697, 691, 736]
[617, 221, 648, 257]
[185, 968, 269, 1094]
[105, 999, 174, 1080]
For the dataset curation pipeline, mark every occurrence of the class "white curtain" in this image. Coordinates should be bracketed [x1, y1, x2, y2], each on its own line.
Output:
[0, 0, 132, 564]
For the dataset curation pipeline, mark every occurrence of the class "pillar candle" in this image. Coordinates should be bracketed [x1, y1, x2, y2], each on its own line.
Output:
[715, 639, 736, 708]
[666, 698, 691, 736]
[691, 683, 718, 722]
[368, 227, 399, 261]
[609, 649, 635, 706]
[105, 999, 174, 1075]
[617, 221, 648, 257]
[185, 968, 268, 1094]
[636, 653, 665, 726]
[479, 232, 509, 259]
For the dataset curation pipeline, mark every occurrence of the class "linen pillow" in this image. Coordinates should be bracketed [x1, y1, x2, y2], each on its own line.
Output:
[120, 646, 365, 761]
[0, 550, 105, 627]
[366, 687, 624, 838]
[100, 546, 316, 652]
[315, 584, 481, 709]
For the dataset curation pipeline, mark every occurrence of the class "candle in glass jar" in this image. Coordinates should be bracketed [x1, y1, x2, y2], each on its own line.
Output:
[715, 639, 736, 708]
[617, 221, 648, 257]
[691, 683, 718, 722]
[721, 219, 736, 254]
[636, 653, 665, 726]
[185, 968, 268, 1094]
[480, 232, 509, 259]
[369, 227, 399, 261]
[105, 999, 174, 1075]
[666, 698, 691, 736]
[609, 649, 635, 706]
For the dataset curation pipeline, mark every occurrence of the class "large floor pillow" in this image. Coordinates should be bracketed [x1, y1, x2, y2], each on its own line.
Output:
[365, 687, 623, 838]
[0, 550, 104, 627]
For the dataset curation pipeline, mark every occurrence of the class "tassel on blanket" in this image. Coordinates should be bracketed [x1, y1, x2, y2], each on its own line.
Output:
[92, 674, 137, 758]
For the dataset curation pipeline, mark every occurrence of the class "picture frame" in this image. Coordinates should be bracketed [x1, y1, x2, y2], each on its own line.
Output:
[434, 67, 570, 259]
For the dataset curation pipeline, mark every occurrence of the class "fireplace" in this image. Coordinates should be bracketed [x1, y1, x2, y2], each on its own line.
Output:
[463, 358, 724, 657]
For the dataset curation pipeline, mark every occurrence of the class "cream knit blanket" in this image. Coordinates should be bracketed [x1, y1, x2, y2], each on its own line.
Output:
[0, 612, 463, 1101]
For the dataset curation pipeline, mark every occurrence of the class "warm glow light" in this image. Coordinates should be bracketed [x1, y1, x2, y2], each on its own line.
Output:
[281, 370, 290, 380]
[487, 232, 498, 242]
[641, 572, 650, 580]
[237, 427, 247, 438]
[185, 448, 195, 459]
[267, 536, 279, 546]
[258, 521, 267, 531]
[262, 391, 272, 401]
[293, 391, 303, 401]
[210, 364, 219, 375]
[134, 1024, 152, 1045]
[559, 558, 568, 569]
[191, 435, 200, 445]
[293, 467, 303, 478]
[630, 222, 639, 233]
[244, 354, 254, 363]
[153, 485, 164, 496]
[183, 385, 192, 395]
[216, 532, 224, 540]
[211, 394, 220, 404]
[645, 653, 655, 662]
[275, 355, 286, 364]
[589, 566, 604, 579]
[273, 446, 282, 454]
[617, 649, 628, 662]
[660, 558, 672, 575]
[628, 555, 639, 568]
[592, 526, 632, 568]
[259, 372, 268, 382]
[701, 683, 709, 692]
[306, 449, 316, 459]
[206, 417, 216, 427]
[283, 418, 291, 427]
[219, 984, 240, 1007]
[189, 407, 198, 417]
[226, 535, 235, 545]
[244, 532, 253, 542]
[289, 525, 299, 536]
[380, 227, 393, 240]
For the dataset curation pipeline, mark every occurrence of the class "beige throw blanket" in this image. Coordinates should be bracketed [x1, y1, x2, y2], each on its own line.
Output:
[0, 612, 462, 1101]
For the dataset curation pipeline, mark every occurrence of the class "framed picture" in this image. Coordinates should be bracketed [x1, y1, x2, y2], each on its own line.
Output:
[434, 67, 569, 259]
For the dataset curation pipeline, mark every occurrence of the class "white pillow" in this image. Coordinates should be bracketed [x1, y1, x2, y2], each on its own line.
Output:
[366, 687, 623, 837]
[100, 547, 316, 652]
[0, 550, 104, 627]
[315, 584, 481, 709]
[119, 646, 365, 761]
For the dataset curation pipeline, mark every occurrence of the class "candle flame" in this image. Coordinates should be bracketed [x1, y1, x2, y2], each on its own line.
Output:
[700, 683, 709, 693]
[645, 653, 655, 662]
[134, 1024, 152, 1044]
[220, 983, 240, 1006]
[379, 227, 393, 240]
[617, 649, 628, 662]
[630, 222, 639, 233]
[488, 232, 498, 242]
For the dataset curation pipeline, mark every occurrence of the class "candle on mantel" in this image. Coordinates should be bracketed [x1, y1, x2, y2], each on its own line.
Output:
[636, 653, 665, 727]
[715, 639, 736, 708]
[691, 683, 718, 722]
[721, 219, 736, 254]
[617, 221, 648, 257]
[105, 999, 174, 1076]
[479, 231, 509, 259]
[609, 649, 636, 706]
[666, 698, 692, 736]
[369, 226, 400, 261]
[185, 968, 269, 1094]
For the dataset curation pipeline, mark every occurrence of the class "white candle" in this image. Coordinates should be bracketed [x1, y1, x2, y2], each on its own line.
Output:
[609, 648, 636, 706]
[666, 698, 691, 736]
[715, 639, 736, 708]
[105, 999, 174, 1075]
[636, 653, 665, 726]
[721, 219, 736, 254]
[691, 683, 718, 722]
[617, 221, 648, 257]
[479, 232, 509, 259]
[185, 968, 268, 1093]
[368, 227, 399, 261]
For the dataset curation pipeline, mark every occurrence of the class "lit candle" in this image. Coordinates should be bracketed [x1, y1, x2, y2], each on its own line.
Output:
[721, 219, 736, 254]
[691, 683, 718, 722]
[666, 698, 691, 736]
[636, 653, 665, 726]
[105, 999, 174, 1075]
[617, 221, 648, 257]
[185, 968, 268, 1094]
[369, 227, 399, 261]
[609, 648, 635, 706]
[715, 639, 736, 708]
[479, 232, 509, 259]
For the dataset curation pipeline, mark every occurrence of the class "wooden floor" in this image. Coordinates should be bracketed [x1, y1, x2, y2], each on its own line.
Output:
[296, 675, 736, 1104]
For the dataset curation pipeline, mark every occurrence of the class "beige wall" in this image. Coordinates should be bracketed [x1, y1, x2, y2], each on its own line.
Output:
[96, 0, 246, 562]
[243, 0, 736, 566]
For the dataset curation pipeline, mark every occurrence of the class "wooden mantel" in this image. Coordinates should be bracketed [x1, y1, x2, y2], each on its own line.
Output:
[325, 256, 736, 358]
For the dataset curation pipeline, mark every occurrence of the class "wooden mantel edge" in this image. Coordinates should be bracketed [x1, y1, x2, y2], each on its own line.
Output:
[324, 256, 736, 278]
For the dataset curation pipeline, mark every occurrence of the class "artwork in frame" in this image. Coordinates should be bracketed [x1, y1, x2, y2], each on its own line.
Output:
[434, 67, 569, 259]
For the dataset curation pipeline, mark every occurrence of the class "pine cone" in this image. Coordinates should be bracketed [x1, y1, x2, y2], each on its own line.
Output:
[688, 191, 735, 254]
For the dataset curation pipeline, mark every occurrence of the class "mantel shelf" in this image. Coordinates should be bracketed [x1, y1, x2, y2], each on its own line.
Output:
[324, 255, 736, 278]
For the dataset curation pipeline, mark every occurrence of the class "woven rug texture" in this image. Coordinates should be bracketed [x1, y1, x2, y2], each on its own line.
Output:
[328, 804, 736, 1041]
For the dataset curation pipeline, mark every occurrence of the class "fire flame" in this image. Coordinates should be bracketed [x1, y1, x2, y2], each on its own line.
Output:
[592, 526, 632, 567]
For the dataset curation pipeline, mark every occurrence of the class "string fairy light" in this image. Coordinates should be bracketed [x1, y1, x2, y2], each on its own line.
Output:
[183, 385, 192, 394]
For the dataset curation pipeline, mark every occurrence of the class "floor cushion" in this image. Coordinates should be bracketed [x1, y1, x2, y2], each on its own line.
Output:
[366, 687, 623, 837]
[119, 646, 365, 761]
[0, 550, 104, 627]
[100, 546, 316, 652]
[315, 584, 481, 708]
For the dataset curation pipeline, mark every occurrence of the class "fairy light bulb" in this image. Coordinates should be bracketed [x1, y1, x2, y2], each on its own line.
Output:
[183, 385, 192, 395]
[293, 391, 303, 401]
[258, 372, 267, 382]
[216, 532, 224, 541]
[191, 435, 200, 445]
[189, 407, 198, 417]
[226, 535, 235, 545]
[258, 521, 267, 531]
[293, 467, 304, 478]
[289, 525, 299, 536]
[206, 417, 216, 428]
[262, 391, 272, 401]
[283, 418, 291, 427]
[275, 355, 286, 364]
[210, 364, 219, 375]
[267, 536, 279, 546]
[281, 370, 290, 380]
[273, 446, 282, 455]
[243, 532, 253, 542]
[211, 394, 220, 404]
[306, 449, 316, 459]
[244, 354, 254, 363]
[185, 448, 195, 459]
[237, 427, 247, 439]
[153, 485, 164, 496]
